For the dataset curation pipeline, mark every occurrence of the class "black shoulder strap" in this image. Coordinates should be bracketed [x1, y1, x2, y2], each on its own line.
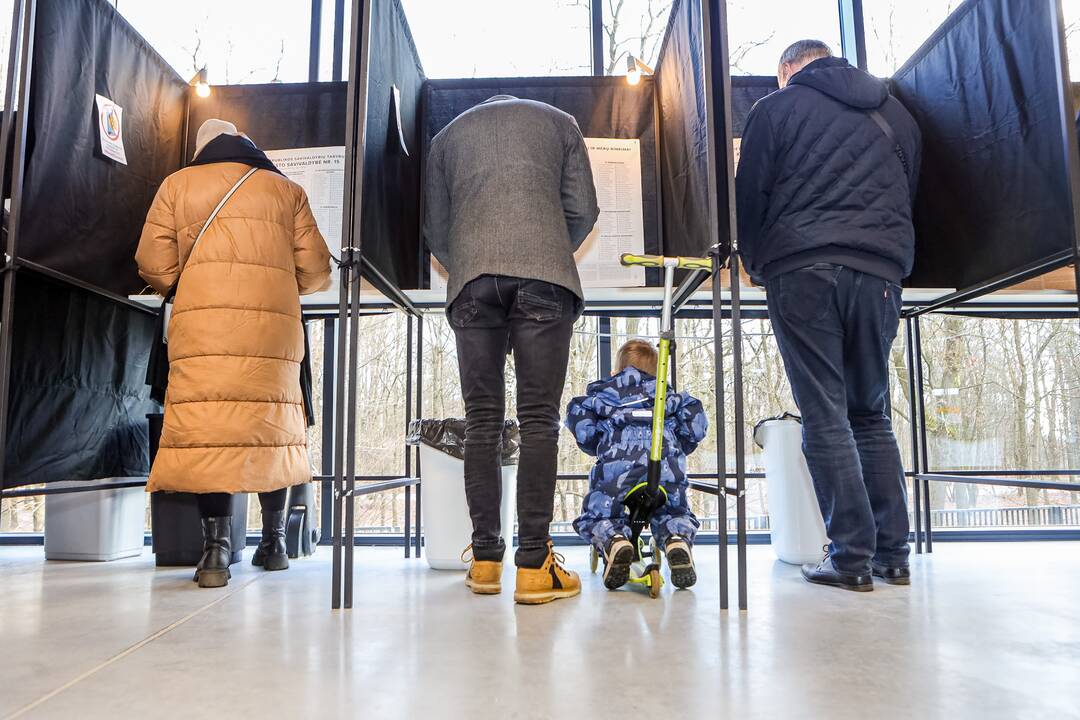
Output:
[866, 107, 911, 179]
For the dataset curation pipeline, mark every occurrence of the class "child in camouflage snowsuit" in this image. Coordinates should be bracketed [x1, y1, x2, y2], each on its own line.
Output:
[566, 339, 708, 590]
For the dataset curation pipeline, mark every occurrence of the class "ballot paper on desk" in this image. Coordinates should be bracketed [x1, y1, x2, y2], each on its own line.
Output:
[430, 137, 646, 290]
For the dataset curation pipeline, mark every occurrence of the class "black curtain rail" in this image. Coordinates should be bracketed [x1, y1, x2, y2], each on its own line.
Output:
[903, 249, 1074, 318]
[14, 259, 158, 317]
[0, 479, 147, 499]
[919, 473, 1080, 493]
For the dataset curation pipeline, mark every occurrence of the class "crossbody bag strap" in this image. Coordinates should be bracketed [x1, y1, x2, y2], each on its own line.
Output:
[163, 166, 259, 343]
[189, 166, 260, 261]
[866, 107, 911, 180]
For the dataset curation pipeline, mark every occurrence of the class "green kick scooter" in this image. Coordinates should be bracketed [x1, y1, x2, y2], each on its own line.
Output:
[589, 252, 715, 598]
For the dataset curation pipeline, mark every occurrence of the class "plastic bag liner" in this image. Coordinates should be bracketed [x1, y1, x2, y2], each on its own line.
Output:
[752, 412, 802, 449]
[406, 419, 519, 466]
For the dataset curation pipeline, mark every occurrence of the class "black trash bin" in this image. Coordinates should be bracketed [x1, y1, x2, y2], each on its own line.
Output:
[147, 413, 248, 566]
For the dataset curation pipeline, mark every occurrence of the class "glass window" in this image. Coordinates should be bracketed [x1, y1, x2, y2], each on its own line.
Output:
[600, 0, 675, 75]
[726, 0, 843, 77]
[399, 0, 592, 78]
[863, 0, 963, 77]
[116, 1, 314, 85]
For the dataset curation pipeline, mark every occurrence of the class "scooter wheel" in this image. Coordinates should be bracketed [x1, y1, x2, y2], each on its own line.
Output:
[590, 547, 599, 574]
[649, 568, 662, 599]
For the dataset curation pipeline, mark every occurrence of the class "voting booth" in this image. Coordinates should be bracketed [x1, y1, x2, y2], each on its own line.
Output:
[0, 0, 1078, 610]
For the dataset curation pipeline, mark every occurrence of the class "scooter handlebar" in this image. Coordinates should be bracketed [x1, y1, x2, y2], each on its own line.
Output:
[619, 253, 713, 272]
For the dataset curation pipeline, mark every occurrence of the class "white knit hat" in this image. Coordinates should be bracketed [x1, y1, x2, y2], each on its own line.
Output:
[193, 118, 239, 160]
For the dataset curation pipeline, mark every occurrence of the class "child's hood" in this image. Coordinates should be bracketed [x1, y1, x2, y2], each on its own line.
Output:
[584, 366, 682, 418]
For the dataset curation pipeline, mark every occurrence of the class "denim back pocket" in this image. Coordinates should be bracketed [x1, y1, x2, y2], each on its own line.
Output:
[777, 264, 843, 327]
[516, 285, 564, 323]
[448, 296, 479, 327]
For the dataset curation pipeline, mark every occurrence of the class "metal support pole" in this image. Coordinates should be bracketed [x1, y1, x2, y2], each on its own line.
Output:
[332, 0, 345, 81]
[404, 316, 414, 558]
[330, 256, 351, 609]
[710, 248, 729, 611]
[590, 0, 604, 76]
[343, 249, 362, 607]
[913, 317, 933, 552]
[905, 317, 923, 553]
[729, 257, 749, 611]
[308, 0, 323, 82]
[597, 316, 612, 378]
[0, 0, 36, 491]
[320, 317, 336, 545]
[838, 0, 867, 71]
[414, 315, 424, 557]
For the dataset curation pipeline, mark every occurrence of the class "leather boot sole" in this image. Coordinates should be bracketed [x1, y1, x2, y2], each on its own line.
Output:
[665, 545, 697, 589]
[872, 571, 911, 586]
[802, 571, 874, 592]
[196, 568, 231, 588]
[465, 576, 502, 594]
[513, 585, 581, 605]
[261, 554, 290, 571]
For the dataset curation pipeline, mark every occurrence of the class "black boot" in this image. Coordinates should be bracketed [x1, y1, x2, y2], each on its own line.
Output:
[252, 509, 289, 571]
[195, 516, 232, 588]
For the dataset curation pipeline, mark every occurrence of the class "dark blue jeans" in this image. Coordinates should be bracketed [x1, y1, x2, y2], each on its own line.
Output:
[766, 264, 910, 574]
[448, 275, 579, 568]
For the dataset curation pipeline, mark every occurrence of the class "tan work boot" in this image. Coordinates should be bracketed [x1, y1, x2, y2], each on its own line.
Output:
[514, 542, 581, 605]
[462, 545, 502, 595]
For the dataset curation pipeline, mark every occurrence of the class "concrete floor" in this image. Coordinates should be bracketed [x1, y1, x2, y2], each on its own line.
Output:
[0, 542, 1078, 720]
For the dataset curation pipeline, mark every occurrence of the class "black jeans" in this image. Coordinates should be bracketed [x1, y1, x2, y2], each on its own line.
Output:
[766, 264, 910, 574]
[448, 275, 578, 568]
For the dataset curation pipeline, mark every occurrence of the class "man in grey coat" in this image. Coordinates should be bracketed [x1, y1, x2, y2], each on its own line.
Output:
[425, 95, 599, 604]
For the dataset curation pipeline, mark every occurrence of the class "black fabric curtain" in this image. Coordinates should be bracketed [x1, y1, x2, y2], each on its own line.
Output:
[891, 0, 1079, 289]
[358, 0, 426, 291]
[3, 269, 159, 489]
[18, 0, 187, 296]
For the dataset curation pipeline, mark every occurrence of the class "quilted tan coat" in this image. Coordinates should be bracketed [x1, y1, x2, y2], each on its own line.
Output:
[136, 162, 332, 494]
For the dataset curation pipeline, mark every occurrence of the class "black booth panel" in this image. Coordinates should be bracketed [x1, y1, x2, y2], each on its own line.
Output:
[892, 0, 1079, 289]
[731, 77, 778, 137]
[358, 0, 425, 291]
[3, 270, 158, 489]
[19, 0, 187, 296]
[186, 82, 348, 155]
[422, 77, 661, 278]
[654, 0, 709, 259]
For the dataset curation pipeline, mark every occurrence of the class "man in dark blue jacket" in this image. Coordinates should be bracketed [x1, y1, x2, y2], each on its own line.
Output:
[736, 40, 921, 592]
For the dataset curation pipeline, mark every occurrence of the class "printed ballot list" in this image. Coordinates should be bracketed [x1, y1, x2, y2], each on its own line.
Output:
[430, 137, 647, 290]
[576, 138, 645, 286]
[264, 146, 345, 257]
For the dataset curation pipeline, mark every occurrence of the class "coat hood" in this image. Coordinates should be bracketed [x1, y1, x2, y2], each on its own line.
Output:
[789, 56, 888, 110]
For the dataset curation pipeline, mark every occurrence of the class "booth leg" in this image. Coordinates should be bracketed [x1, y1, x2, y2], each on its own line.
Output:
[710, 248, 729, 612]
[913, 317, 933, 554]
[905, 318, 923, 554]
[729, 255, 748, 612]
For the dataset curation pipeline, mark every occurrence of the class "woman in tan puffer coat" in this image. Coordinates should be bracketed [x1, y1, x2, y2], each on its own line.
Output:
[136, 119, 332, 587]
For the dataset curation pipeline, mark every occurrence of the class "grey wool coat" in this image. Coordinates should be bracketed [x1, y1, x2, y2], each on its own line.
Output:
[423, 95, 600, 305]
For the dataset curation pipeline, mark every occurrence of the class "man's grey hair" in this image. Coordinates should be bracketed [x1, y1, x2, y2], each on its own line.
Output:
[779, 39, 833, 67]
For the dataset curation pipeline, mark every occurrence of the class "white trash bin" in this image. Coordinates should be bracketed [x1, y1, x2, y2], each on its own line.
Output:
[754, 415, 829, 565]
[44, 478, 146, 561]
[418, 444, 517, 570]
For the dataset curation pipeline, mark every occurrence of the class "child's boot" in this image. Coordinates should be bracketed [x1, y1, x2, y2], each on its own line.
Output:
[462, 545, 502, 595]
[601, 535, 635, 590]
[514, 542, 581, 605]
[665, 536, 697, 589]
